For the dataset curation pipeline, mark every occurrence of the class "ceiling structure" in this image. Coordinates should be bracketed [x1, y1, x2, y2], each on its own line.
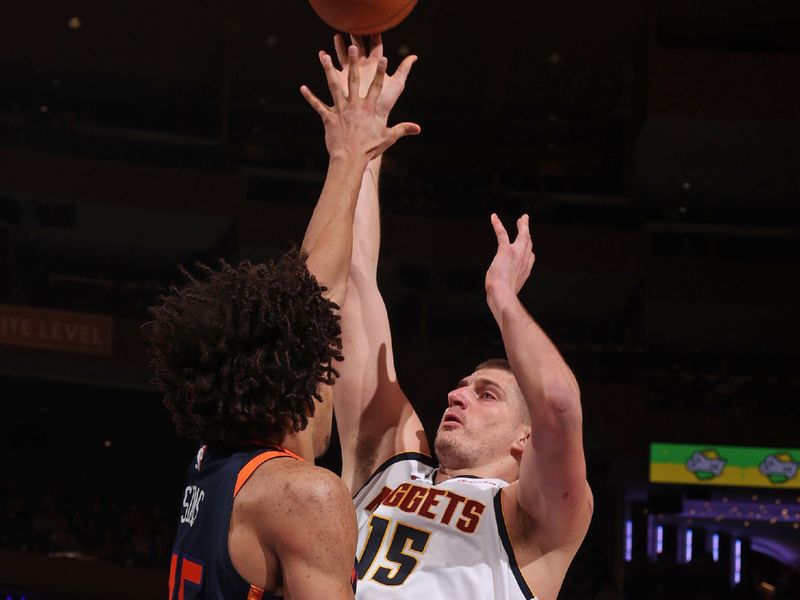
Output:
[2, 1, 798, 221]
[0, 0, 797, 399]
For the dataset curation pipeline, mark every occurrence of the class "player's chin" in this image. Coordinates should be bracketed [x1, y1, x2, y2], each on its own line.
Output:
[434, 430, 462, 460]
[434, 426, 460, 449]
[314, 432, 332, 458]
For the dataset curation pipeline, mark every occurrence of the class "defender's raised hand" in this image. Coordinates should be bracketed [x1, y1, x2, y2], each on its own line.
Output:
[485, 214, 536, 300]
[300, 44, 420, 162]
[333, 33, 417, 124]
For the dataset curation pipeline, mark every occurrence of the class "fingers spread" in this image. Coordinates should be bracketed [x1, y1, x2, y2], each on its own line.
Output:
[513, 215, 523, 243]
[350, 34, 367, 58]
[299, 85, 329, 116]
[366, 57, 388, 107]
[393, 54, 418, 85]
[524, 215, 534, 254]
[369, 33, 384, 59]
[347, 44, 360, 98]
[368, 122, 421, 161]
[522, 213, 531, 235]
[513, 214, 532, 246]
[390, 121, 422, 139]
[333, 34, 348, 68]
[320, 51, 345, 105]
[491, 213, 510, 245]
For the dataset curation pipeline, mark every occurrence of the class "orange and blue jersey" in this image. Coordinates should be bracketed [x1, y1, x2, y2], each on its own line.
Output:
[168, 444, 299, 600]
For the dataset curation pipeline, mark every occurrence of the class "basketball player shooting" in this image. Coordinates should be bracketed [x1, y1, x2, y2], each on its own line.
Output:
[331, 34, 593, 600]
[147, 43, 419, 599]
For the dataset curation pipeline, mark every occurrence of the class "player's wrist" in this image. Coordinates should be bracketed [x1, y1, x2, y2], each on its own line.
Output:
[329, 151, 370, 172]
[486, 284, 520, 318]
[485, 281, 517, 302]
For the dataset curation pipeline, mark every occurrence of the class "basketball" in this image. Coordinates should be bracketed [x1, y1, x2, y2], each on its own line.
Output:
[308, 0, 418, 35]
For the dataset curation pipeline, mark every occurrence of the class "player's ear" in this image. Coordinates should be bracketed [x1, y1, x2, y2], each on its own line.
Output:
[510, 429, 530, 459]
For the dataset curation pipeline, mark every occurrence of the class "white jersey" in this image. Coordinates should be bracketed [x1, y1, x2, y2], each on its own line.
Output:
[353, 453, 538, 600]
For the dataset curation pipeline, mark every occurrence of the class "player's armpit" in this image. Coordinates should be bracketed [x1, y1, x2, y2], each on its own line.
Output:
[270, 467, 358, 599]
[514, 426, 593, 551]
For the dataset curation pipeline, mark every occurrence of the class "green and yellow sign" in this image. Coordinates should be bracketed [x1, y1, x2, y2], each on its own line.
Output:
[650, 443, 800, 489]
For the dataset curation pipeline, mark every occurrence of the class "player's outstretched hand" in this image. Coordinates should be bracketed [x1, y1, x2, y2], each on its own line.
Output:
[485, 214, 535, 301]
[332, 33, 417, 124]
[300, 43, 420, 163]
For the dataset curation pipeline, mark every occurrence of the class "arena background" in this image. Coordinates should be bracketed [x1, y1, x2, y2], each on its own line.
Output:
[1, 1, 799, 598]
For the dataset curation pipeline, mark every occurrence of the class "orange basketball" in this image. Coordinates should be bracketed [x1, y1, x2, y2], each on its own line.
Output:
[308, 0, 418, 35]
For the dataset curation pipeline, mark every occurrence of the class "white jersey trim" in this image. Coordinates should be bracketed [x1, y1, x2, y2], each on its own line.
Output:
[352, 451, 437, 499]
[494, 488, 536, 599]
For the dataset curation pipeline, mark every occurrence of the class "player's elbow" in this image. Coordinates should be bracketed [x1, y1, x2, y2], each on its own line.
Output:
[542, 382, 581, 418]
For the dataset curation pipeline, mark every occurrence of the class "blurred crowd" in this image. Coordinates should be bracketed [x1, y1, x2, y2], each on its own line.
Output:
[0, 475, 171, 567]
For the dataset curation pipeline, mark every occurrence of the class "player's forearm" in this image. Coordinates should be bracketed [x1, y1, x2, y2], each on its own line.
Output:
[494, 290, 590, 518]
[488, 288, 581, 424]
[350, 157, 382, 281]
[334, 157, 391, 438]
[303, 154, 370, 306]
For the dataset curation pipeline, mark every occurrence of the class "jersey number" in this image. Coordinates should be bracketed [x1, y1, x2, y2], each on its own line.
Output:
[357, 515, 431, 586]
[169, 553, 203, 600]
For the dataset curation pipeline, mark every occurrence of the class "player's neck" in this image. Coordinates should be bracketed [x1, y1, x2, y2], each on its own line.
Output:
[435, 456, 518, 485]
[278, 429, 316, 463]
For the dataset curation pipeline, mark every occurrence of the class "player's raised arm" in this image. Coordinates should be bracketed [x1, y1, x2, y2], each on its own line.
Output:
[327, 34, 429, 492]
[485, 214, 592, 549]
[300, 39, 420, 307]
[233, 42, 420, 600]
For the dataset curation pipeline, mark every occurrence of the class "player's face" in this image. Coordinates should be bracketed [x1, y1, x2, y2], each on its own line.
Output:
[434, 368, 528, 469]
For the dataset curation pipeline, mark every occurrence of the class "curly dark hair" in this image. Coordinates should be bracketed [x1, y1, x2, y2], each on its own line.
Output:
[144, 250, 342, 445]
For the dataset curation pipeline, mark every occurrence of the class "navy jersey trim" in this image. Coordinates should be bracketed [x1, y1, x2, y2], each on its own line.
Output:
[353, 452, 436, 499]
[233, 447, 300, 498]
[494, 489, 535, 600]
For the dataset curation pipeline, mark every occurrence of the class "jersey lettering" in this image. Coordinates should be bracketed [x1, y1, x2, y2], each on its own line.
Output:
[357, 515, 390, 578]
[456, 499, 486, 533]
[417, 488, 447, 519]
[169, 553, 204, 600]
[181, 485, 205, 527]
[439, 491, 466, 526]
[383, 482, 412, 507]
[358, 516, 431, 586]
[365, 486, 392, 512]
[365, 484, 486, 533]
[398, 486, 428, 513]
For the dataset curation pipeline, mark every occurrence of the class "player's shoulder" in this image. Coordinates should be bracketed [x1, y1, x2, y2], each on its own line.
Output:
[238, 458, 352, 518]
[241, 459, 356, 554]
[278, 461, 352, 508]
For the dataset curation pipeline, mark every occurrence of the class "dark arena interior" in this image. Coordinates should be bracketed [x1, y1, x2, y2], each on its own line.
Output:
[1, 1, 799, 598]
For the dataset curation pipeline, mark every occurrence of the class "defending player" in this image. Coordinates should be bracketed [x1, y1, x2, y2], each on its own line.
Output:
[146, 44, 419, 599]
[332, 35, 593, 600]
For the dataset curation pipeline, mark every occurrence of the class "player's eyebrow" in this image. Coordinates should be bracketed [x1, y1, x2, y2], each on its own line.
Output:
[475, 377, 500, 388]
[456, 377, 505, 397]
[474, 377, 504, 393]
